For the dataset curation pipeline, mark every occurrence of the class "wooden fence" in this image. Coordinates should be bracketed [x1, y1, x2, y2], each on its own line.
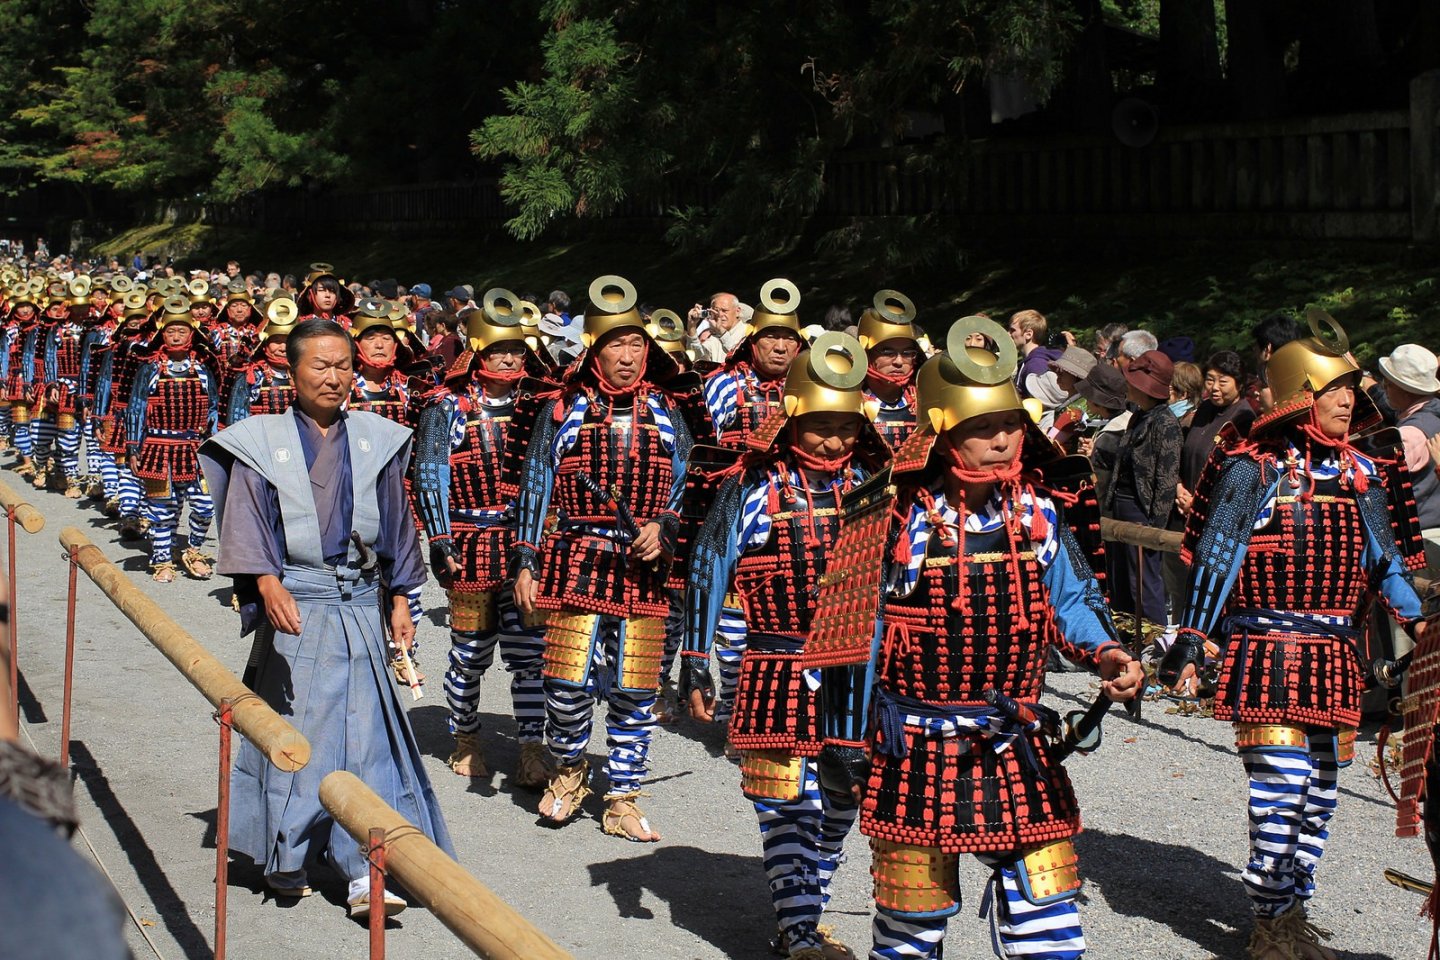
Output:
[201, 70, 1440, 242]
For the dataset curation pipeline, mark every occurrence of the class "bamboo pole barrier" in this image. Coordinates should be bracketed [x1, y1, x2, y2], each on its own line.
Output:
[58, 526, 309, 772]
[320, 771, 573, 960]
[0, 479, 45, 534]
[1100, 517, 1183, 554]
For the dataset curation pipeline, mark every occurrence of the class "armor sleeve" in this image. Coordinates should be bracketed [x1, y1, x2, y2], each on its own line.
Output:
[20, 330, 37, 386]
[512, 398, 559, 574]
[202, 362, 220, 435]
[1178, 454, 1268, 642]
[1358, 483, 1424, 627]
[682, 474, 746, 660]
[1045, 515, 1122, 669]
[225, 368, 253, 426]
[125, 362, 158, 457]
[92, 347, 116, 417]
[664, 402, 693, 517]
[78, 329, 98, 399]
[412, 399, 455, 540]
[43, 328, 57, 383]
[703, 369, 736, 431]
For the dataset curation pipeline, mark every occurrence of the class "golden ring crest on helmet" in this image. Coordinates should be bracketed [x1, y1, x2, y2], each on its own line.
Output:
[69, 276, 93, 298]
[110, 276, 133, 294]
[945, 316, 1016, 384]
[266, 297, 299, 325]
[1305, 306, 1349, 357]
[186, 277, 210, 299]
[809, 332, 868, 390]
[355, 297, 388, 319]
[386, 300, 409, 323]
[588, 275, 638, 316]
[647, 309, 685, 342]
[308, 262, 335, 277]
[760, 278, 801, 316]
[122, 292, 148, 315]
[483, 287, 522, 324]
[874, 289, 916, 325]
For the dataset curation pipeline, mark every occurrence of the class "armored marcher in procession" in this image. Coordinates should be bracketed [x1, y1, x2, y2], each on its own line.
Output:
[29, 280, 90, 497]
[413, 289, 554, 787]
[510, 275, 710, 842]
[858, 289, 925, 452]
[78, 277, 128, 502]
[225, 297, 299, 426]
[700, 280, 808, 722]
[210, 282, 263, 373]
[685, 333, 891, 960]
[810, 317, 1144, 960]
[100, 291, 162, 537]
[294, 262, 355, 325]
[2, 287, 42, 477]
[200, 318, 452, 919]
[1159, 311, 1428, 960]
[125, 296, 221, 583]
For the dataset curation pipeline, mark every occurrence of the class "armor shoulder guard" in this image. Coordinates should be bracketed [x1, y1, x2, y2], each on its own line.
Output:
[1035, 454, 1107, 585]
[500, 377, 561, 497]
[441, 349, 474, 384]
[660, 370, 717, 446]
[1181, 434, 1251, 564]
[805, 466, 898, 670]
[693, 359, 722, 377]
[1355, 426, 1428, 571]
[674, 444, 744, 578]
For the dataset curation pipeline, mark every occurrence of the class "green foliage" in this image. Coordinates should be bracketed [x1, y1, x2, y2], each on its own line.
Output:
[475, 0, 1082, 247]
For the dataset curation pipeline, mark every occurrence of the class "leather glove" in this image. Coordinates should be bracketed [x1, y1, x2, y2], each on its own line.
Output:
[816, 743, 870, 802]
[428, 539, 457, 589]
[1157, 632, 1206, 688]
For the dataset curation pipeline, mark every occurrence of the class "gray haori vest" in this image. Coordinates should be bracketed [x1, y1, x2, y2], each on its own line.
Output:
[204, 408, 411, 578]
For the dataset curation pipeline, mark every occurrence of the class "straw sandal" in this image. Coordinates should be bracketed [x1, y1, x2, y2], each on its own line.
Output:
[601, 792, 659, 842]
[1280, 907, 1336, 960]
[151, 562, 177, 584]
[1248, 914, 1298, 960]
[181, 547, 214, 580]
[447, 733, 488, 778]
[512, 742, 551, 790]
[538, 760, 590, 824]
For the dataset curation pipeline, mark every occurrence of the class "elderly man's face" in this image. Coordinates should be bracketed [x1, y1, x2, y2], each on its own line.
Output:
[356, 328, 398, 369]
[293, 333, 354, 415]
[711, 295, 740, 333]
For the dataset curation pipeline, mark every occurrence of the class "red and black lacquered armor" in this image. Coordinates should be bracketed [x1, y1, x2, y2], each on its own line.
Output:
[864, 524, 1084, 854]
[447, 397, 515, 591]
[211, 325, 258, 373]
[538, 397, 675, 618]
[870, 392, 918, 452]
[231, 364, 294, 421]
[349, 372, 416, 427]
[2, 324, 31, 402]
[1211, 470, 1370, 729]
[54, 325, 82, 381]
[712, 366, 784, 450]
[99, 334, 151, 455]
[132, 363, 212, 483]
[728, 475, 841, 757]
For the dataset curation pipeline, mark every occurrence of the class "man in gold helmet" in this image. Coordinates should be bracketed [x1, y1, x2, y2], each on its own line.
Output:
[225, 298, 299, 425]
[125, 300, 222, 583]
[703, 280, 806, 450]
[510, 275, 703, 842]
[100, 294, 161, 537]
[29, 288, 88, 496]
[810, 317, 1143, 960]
[685, 333, 889, 960]
[413, 290, 554, 788]
[1160, 311, 1428, 960]
[857, 289, 924, 451]
[1, 293, 41, 477]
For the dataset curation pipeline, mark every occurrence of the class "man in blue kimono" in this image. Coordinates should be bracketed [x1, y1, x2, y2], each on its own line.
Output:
[200, 319, 453, 919]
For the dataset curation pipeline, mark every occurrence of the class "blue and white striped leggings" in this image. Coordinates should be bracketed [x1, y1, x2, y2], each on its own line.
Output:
[754, 758, 858, 952]
[1240, 734, 1339, 918]
[444, 591, 545, 741]
[714, 606, 747, 723]
[544, 622, 656, 795]
[116, 467, 143, 518]
[870, 851, 1087, 959]
[31, 418, 81, 480]
[143, 481, 213, 564]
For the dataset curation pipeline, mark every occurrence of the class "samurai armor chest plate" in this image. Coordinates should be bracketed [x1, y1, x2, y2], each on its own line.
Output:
[728, 636, 821, 756]
[135, 371, 208, 483]
[879, 527, 1052, 705]
[734, 482, 840, 636]
[720, 383, 783, 449]
[873, 405, 917, 452]
[862, 720, 1081, 854]
[55, 329, 82, 380]
[252, 377, 294, 416]
[451, 407, 511, 512]
[351, 382, 412, 426]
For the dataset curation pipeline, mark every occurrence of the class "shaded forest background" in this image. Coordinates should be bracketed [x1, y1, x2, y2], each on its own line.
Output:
[2, 0, 1437, 358]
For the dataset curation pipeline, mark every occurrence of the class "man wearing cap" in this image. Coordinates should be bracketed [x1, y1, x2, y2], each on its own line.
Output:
[1037, 345, 1097, 445]
[1105, 349, 1181, 632]
[126, 300, 221, 583]
[685, 335, 888, 960]
[510, 276, 696, 842]
[413, 292, 553, 788]
[409, 283, 435, 337]
[539, 290, 582, 366]
[1160, 314, 1427, 959]
[1378, 343, 1440, 575]
[444, 285, 477, 320]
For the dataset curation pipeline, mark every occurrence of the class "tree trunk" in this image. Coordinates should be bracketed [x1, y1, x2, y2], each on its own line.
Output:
[1159, 0, 1221, 114]
[1223, 0, 1289, 119]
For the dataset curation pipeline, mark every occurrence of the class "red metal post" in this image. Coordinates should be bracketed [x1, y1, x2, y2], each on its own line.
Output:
[215, 699, 234, 960]
[369, 827, 387, 959]
[7, 507, 17, 724]
[60, 544, 77, 767]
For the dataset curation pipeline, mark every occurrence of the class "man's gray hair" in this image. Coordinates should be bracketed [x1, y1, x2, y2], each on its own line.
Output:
[1119, 329, 1158, 359]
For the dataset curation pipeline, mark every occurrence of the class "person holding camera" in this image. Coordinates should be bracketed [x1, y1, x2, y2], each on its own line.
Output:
[686, 292, 746, 365]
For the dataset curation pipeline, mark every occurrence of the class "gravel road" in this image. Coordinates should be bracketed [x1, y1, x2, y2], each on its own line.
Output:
[5, 479, 1432, 960]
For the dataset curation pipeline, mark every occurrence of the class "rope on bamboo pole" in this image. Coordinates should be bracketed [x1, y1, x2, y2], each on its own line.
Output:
[320, 771, 573, 960]
[58, 525, 309, 772]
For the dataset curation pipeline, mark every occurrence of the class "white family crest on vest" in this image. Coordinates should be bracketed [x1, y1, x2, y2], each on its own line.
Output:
[275, 448, 291, 463]
[359, 438, 372, 453]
